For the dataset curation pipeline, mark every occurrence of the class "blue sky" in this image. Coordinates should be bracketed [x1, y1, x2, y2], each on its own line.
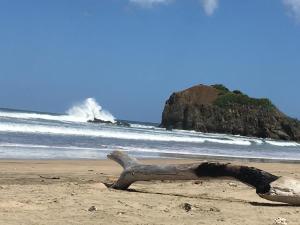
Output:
[0, 0, 300, 122]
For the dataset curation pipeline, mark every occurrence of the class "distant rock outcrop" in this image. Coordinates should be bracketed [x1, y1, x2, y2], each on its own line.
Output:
[160, 84, 300, 142]
[88, 118, 130, 127]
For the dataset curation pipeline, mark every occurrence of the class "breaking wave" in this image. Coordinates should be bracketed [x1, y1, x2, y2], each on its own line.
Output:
[0, 122, 251, 145]
[66, 98, 115, 123]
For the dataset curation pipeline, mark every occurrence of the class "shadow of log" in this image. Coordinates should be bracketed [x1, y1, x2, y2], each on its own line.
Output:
[249, 202, 296, 207]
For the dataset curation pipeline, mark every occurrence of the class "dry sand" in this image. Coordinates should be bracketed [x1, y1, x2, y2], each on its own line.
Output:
[0, 158, 299, 225]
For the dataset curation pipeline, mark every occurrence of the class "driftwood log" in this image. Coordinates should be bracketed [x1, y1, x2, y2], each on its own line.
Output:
[108, 151, 300, 205]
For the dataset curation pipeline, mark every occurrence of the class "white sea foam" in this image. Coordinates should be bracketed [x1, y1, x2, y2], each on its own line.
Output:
[129, 123, 156, 129]
[0, 144, 104, 159]
[0, 111, 80, 122]
[0, 98, 115, 123]
[265, 140, 300, 147]
[172, 129, 265, 145]
[0, 143, 101, 151]
[0, 122, 252, 145]
[230, 137, 264, 145]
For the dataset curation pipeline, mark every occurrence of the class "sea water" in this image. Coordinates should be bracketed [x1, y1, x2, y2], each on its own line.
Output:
[0, 98, 299, 160]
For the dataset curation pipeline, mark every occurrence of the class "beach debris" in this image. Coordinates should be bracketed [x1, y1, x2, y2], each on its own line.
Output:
[88, 206, 97, 212]
[193, 205, 221, 213]
[107, 151, 300, 205]
[180, 203, 192, 212]
[209, 207, 220, 212]
[273, 217, 287, 225]
[163, 208, 170, 213]
[194, 181, 203, 185]
[39, 175, 60, 180]
[228, 182, 238, 187]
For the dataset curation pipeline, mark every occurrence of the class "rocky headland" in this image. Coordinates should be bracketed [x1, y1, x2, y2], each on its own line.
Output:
[160, 84, 300, 142]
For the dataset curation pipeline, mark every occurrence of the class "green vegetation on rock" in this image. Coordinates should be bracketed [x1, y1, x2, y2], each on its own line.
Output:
[233, 90, 243, 95]
[212, 85, 275, 109]
[211, 84, 230, 94]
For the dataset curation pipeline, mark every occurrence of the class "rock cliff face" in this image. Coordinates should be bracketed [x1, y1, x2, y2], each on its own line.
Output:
[160, 84, 300, 142]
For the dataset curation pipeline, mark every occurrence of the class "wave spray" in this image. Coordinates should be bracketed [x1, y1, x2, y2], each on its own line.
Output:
[67, 98, 115, 123]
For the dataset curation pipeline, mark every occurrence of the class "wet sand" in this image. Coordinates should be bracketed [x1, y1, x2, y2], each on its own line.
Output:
[0, 158, 299, 225]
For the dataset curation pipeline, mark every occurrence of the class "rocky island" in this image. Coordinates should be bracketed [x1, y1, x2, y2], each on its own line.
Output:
[160, 84, 300, 142]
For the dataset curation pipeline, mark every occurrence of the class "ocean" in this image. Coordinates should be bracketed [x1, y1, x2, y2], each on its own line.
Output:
[0, 98, 300, 161]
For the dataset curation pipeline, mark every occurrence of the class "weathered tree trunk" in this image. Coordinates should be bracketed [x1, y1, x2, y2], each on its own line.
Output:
[107, 151, 300, 205]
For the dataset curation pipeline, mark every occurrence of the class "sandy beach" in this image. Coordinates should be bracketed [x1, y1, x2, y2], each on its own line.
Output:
[0, 157, 299, 225]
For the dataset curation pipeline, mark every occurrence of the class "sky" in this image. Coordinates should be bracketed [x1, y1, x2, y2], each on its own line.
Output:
[0, 0, 300, 122]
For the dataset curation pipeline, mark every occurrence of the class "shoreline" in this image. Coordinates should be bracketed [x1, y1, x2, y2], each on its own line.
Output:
[159, 153, 300, 164]
[1, 152, 300, 164]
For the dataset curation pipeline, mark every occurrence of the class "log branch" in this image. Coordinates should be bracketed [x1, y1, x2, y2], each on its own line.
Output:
[107, 151, 300, 205]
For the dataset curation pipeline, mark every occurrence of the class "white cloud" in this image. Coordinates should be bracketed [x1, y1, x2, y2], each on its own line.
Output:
[129, 0, 219, 15]
[129, 0, 172, 8]
[283, 0, 300, 22]
[201, 0, 219, 16]
[128, 0, 300, 22]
